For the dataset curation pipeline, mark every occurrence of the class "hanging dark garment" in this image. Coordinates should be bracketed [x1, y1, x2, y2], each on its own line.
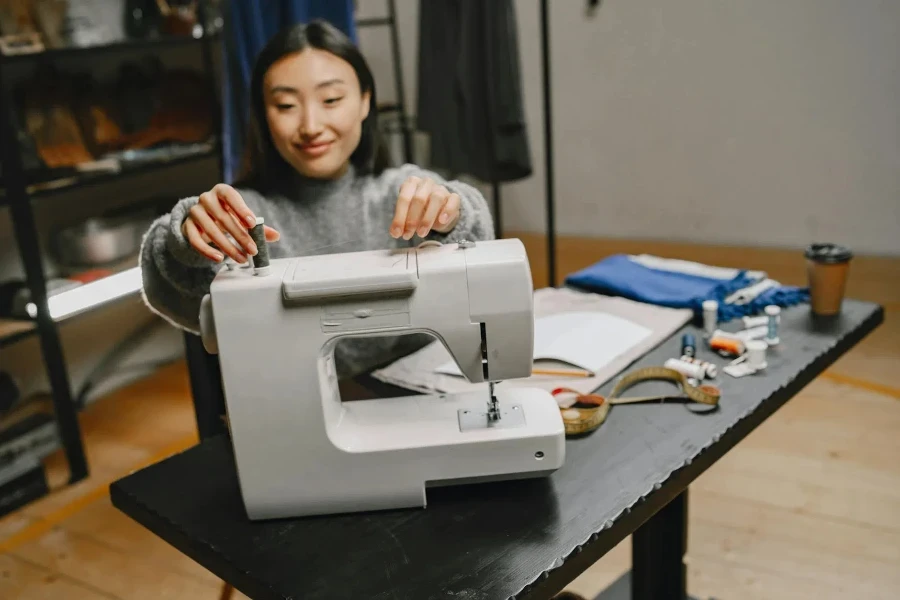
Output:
[416, 0, 533, 183]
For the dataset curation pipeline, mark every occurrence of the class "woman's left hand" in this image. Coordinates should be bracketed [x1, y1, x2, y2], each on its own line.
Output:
[390, 176, 460, 240]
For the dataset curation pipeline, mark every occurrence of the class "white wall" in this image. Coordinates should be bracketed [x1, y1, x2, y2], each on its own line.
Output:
[359, 0, 900, 256]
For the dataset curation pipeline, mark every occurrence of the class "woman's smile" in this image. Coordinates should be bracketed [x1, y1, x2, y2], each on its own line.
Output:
[294, 139, 334, 157]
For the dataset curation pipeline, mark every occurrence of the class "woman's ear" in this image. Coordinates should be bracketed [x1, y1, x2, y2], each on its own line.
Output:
[360, 89, 371, 120]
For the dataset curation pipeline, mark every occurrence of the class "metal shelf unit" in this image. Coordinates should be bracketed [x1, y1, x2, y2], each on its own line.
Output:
[0, 6, 224, 490]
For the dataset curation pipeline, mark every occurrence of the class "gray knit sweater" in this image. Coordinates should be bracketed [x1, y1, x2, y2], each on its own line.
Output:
[139, 163, 495, 379]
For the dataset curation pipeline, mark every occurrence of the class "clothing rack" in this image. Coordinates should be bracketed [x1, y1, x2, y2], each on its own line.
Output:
[489, 1, 557, 287]
[358, 0, 413, 165]
[540, 0, 557, 287]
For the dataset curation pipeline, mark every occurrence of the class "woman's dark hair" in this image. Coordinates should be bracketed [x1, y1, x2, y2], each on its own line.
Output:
[233, 20, 389, 188]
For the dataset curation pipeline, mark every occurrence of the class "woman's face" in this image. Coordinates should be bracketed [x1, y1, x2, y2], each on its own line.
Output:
[263, 48, 370, 179]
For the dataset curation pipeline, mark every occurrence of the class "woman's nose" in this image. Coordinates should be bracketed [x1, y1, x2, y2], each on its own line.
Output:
[299, 107, 324, 137]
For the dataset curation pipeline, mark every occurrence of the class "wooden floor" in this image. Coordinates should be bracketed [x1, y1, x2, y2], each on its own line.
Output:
[1, 234, 898, 600]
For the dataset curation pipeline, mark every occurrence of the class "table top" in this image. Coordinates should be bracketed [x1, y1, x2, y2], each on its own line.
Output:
[110, 299, 883, 600]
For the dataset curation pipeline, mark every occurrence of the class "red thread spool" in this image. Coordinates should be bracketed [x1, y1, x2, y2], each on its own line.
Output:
[710, 336, 744, 356]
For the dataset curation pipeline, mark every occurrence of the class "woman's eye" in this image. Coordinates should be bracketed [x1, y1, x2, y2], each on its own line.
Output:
[324, 96, 344, 105]
[277, 104, 294, 110]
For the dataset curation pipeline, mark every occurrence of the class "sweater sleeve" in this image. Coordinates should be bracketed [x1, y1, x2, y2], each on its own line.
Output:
[139, 195, 221, 334]
[380, 163, 496, 244]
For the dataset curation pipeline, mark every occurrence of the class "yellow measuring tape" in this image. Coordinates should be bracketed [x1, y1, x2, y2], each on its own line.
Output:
[554, 366, 722, 437]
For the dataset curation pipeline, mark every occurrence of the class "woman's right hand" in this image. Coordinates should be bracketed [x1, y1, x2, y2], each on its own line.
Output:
[181, 184, 280, 263]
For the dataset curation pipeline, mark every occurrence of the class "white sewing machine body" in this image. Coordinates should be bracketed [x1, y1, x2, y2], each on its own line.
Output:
[199, 238, 565, 520]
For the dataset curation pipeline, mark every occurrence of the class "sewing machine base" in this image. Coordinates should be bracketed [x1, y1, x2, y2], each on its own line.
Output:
[238, 387, 565, 520]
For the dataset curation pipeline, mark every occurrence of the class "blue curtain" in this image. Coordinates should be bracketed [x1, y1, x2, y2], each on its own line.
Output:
[220, 0, 357, 183]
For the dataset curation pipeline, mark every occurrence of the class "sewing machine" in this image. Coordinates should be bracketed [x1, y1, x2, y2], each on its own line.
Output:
[198, 237, 565, 520]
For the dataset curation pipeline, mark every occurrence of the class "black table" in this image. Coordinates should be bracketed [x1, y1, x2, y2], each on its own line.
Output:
[110, 299, 883, 600]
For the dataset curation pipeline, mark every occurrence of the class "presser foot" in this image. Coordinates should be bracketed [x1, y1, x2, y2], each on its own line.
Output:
[487, 381, 500, 421]
[458, 405, 526, 431]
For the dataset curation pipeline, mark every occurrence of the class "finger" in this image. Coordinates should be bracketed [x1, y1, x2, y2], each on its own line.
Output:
[213, 184, 256, 228]
[435, 193, 461, 232]
[184, 218, 224, 262]
[201, 192, 258, 256]
[190, 204, 246, 263]
[417, 188, 448, 237]
[391, 177, 420, 238]
[404, 178, 433, 239]
[264, 225, 281, 242]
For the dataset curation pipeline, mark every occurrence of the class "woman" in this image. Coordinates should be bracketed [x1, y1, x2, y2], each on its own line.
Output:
[140, 20, 495, 380]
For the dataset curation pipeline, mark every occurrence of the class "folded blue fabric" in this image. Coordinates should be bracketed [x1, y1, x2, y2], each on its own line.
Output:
[564, 254, 809, 322]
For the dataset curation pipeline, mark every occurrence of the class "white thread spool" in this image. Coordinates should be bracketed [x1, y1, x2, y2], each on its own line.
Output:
[665, 357, 706, 380]
[736, 325, 769, 341]
[742, 315, 769, 328]
[679, 355, 718, 378]
[745, 340, 768, 370]
[765, 305, 781, 346]
[702, 300, 718, 337]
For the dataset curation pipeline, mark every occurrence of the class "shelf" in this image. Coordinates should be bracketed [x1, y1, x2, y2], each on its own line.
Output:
[0, 318, 35, 348]
[0, 141, 218, 205]
[0, 31, 218, 65]
[0, 254, 144, 348]
[357, 17, 393, 28]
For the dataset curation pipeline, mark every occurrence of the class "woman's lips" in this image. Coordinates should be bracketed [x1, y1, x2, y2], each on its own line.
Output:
[294, 140, 333, 157]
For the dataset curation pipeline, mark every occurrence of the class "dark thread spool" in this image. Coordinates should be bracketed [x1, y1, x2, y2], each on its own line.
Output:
[250, 217, 270, 275]
[681, 333, 696, 358]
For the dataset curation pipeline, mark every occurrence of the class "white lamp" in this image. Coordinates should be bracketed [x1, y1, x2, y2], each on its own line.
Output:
[26, 267, 143, 321]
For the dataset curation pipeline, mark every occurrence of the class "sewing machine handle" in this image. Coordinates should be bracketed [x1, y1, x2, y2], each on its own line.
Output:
[199, 293, 218, 354]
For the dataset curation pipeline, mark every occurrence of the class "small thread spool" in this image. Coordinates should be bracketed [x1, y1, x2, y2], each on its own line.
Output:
[681, 333, 696, 358]
[765, 305, 780, 346]
[745, 339, 768, 370]
[679, 355, 718, 378]
[702, 300, 718, 337]
[665, 357, 706, 380]
[742, 315, 769, 328]
[249, 216, 270, 276]
[736, 325, 769, 341]
[710, 336, 744, 356]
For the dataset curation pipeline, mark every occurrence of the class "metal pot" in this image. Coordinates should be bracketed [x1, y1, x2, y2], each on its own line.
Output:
[54, 211, 155, 267]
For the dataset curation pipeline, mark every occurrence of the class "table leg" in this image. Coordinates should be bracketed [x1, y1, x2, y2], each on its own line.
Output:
[631, 488, 688, 600]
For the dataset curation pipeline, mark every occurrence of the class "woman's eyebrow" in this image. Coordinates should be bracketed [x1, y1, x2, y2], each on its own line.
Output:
[268, 85, 299, 94]
[316, 78, 345, 89]
[268, 79, 345, 94]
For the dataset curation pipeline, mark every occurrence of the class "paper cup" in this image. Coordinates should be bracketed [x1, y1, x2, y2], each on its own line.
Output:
[805, 243, 852, 316]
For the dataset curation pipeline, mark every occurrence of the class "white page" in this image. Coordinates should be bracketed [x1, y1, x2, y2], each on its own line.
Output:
[434, 311, 652, 376]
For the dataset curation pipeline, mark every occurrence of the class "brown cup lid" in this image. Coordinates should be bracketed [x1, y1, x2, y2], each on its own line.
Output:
[805, 243, 853, 264]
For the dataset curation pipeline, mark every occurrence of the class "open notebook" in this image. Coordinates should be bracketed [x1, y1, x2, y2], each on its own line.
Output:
[434, 311, 652, 377]
[371, 287, 693, 396]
